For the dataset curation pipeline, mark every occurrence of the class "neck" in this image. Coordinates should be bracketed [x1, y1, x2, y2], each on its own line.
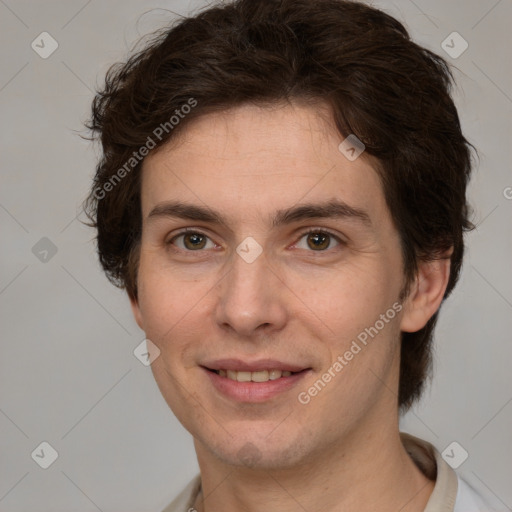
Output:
[193, 415, 434, 512]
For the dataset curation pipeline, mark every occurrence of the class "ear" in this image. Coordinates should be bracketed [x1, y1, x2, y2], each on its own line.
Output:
[400, 250, 452, 333]
[129, 294, 144, 331]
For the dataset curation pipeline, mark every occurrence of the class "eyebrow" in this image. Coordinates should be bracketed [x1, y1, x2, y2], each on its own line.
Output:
[147, 199, 372, 228]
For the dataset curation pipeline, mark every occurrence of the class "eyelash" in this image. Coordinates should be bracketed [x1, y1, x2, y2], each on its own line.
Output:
[167, 227, 344, 253]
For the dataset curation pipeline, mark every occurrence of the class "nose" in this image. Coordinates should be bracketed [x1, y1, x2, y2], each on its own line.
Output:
[214, 248, 288, 339]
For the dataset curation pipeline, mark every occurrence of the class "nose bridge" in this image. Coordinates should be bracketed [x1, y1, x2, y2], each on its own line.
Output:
[215, 246, 287, 336]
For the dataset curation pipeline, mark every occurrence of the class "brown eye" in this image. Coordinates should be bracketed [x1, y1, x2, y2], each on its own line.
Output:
[170, 231, 215, 251]
[295, 230, 341, 251]
[307, 232, 330, 250]
[183, 233, 207, 250]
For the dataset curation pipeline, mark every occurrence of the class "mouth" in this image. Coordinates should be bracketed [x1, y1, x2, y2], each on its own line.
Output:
[205, 368, 307, 382]
[201, 361, 312, 402]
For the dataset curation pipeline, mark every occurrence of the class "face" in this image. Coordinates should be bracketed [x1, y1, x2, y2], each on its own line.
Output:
[131, 101, 412, 469]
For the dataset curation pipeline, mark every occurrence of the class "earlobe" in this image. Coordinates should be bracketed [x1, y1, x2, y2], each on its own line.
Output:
[129, 294, 144, 330]
[400, 253, 452, 333]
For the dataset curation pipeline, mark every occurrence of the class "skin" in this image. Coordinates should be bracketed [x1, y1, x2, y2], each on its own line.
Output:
[130, 101, 451, 512]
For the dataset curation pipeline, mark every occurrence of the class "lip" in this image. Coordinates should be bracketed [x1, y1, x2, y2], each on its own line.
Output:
[203, 366, 311, 402]
[202, 358, 309, 373]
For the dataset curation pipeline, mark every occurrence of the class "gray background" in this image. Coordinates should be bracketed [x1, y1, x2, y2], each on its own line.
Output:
[0, 0, 511, 510]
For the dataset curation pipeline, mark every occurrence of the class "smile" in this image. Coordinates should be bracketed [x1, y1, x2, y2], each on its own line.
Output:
[203, 366, 311, 402]
[212, 369, 295, 382]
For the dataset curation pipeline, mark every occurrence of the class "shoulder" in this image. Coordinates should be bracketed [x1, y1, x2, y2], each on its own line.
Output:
[160, 474, 201, 512]
[400, 432, 505, 512]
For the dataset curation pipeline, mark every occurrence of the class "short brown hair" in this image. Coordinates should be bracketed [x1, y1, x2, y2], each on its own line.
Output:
[84, 0, 476, 411]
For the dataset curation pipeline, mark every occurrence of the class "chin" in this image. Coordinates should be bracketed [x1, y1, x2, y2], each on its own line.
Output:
[202, 433, 311, 470]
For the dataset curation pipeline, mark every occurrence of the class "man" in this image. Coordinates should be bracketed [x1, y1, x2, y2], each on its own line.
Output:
[84, 0, 498, 510]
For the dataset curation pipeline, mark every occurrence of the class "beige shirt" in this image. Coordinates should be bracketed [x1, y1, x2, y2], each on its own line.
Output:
[161, 433, 495, 512]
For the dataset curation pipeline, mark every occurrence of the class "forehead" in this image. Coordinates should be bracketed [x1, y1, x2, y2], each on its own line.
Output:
[140, 102, 387, 225]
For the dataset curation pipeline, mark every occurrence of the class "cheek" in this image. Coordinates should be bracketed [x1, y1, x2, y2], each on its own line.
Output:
[287, 258, 399, 322]
[136, 261, 188, 338]
[136, 258, 217, 367]
[295, 267, 403, 373]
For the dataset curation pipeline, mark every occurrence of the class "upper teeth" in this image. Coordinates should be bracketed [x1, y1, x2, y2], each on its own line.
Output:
[217, 369, 293, 382]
